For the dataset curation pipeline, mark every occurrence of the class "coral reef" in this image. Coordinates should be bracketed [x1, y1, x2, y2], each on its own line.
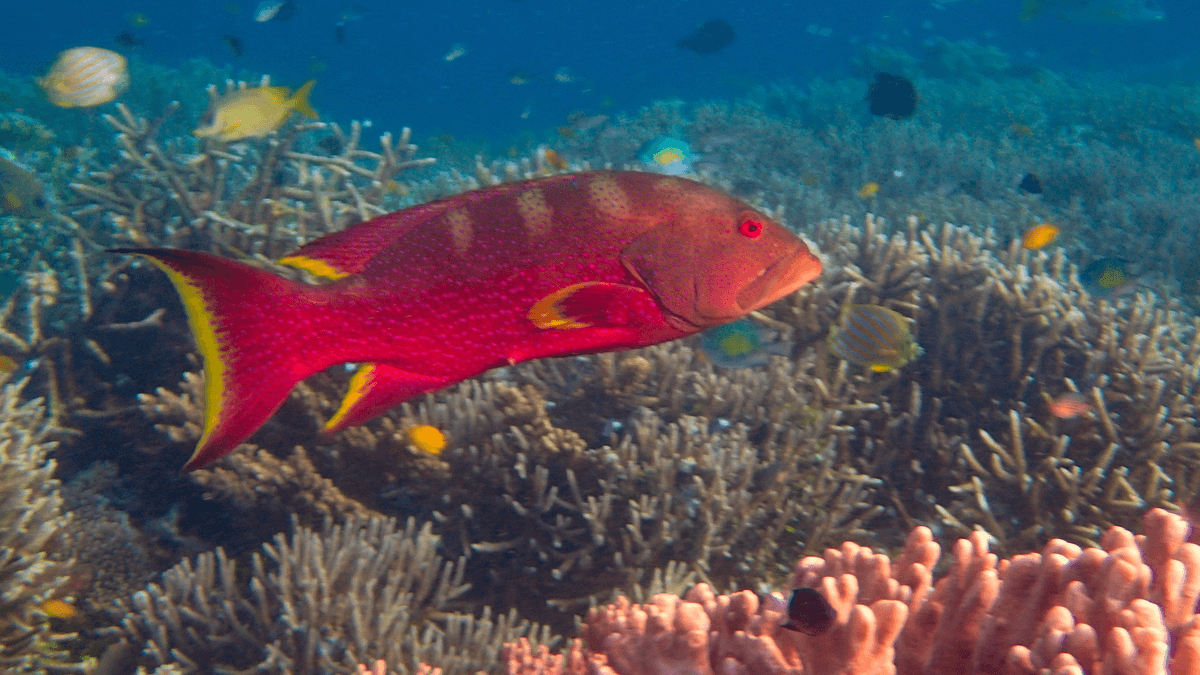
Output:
[770, 215, 1200, 553]
[3, 38, 1200, 675]
[513, 507, 1200, 675]
[0, 380, 79, 674]
[115, 513, 552, 675]
[68, 86, 435, 259]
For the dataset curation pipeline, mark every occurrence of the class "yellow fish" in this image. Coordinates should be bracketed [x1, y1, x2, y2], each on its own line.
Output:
[39, 47, 129, 108]
[406, 425, 446, 455]
[1021, 222, 1059, 250]
[194, 81, 317, 142]
[858, 182, 880, 198]
[41, 599, 78, 619]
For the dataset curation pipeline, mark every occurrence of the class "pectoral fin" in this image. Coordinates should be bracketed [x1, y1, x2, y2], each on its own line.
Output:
[528, 281, 654, 330]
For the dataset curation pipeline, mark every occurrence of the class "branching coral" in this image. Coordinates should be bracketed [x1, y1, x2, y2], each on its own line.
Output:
[68, 87, 436, 258]
[115, 513, 551, 675]
[0, 380, 79, 673]
[763, 214, 1200, 553]
[512, 508, 1200, 675]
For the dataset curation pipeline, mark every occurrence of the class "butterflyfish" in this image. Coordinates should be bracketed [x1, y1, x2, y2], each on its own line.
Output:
[114, 171, 822, 470]
[828, 304, 922, 372]
[193, 81, 317, 142]
[39, 47, 129, 108]
[780, 587, 835, 636]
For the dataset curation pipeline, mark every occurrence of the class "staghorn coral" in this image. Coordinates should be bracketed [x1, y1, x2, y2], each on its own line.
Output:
[68, 86, 435, 258]
[115, 513, 553, 675]
[760, 214, 1200, 554]
[137, 358, 884, 632]
[512, 507, 1200, 675]
[0, 379, 80, 674]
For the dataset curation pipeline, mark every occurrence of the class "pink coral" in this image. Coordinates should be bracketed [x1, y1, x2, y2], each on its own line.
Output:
[506, 508, 1200, 675]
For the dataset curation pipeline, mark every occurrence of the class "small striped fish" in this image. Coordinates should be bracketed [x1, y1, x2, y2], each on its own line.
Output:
[39, 47, 129, 108]
[828, 304, 922, 372]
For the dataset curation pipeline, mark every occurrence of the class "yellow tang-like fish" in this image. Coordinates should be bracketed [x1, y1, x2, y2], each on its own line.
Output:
[193, 80, 317, 142]
[39, 47, 129, 108]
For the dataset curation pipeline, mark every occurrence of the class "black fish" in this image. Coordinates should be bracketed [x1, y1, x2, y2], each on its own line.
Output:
[318, 135, 344, 155]
[867, 73, 918, 120]
[780, 587, 835, 636]
[222, 35, 244, 58]
[114, 31, 144, 49]
[677, 19, 735, 54]
[1018, 172, 1043, 194]
[335, 22, 346, 43]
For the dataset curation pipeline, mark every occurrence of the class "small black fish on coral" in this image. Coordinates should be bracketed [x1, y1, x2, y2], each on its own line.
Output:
[867, 73, 918, 120]
[677, 19, 735, 54]
[1018, 172, 1044, 194]
[780, 587, 836, 636]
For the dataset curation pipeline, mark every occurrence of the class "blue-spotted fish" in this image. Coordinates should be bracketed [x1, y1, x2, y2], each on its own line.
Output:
[1079, 257, 1147, 298]
[39, 47, 129, 108]
[828, 304, 922, 372]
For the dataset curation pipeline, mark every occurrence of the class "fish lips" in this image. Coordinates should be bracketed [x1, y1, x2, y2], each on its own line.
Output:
[733, 242, 822, 315]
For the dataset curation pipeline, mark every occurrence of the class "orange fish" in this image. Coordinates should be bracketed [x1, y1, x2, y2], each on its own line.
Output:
[1050, 392, 1090, 419]
[1021, 223, 1059, 250]
[115, 172, 822, 469]
[41, 599, 78, 619]
[542, 148, 568, 172]
[406, 424, 446, 455]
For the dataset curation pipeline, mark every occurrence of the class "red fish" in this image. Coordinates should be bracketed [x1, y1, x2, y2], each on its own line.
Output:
[116, 171, 821, 470]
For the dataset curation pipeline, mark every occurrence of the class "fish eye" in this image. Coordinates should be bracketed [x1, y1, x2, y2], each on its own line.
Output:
[737, 218, 763, 239]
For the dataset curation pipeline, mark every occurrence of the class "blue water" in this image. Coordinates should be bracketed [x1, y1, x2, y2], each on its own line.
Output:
[4, 0, 1194, 144]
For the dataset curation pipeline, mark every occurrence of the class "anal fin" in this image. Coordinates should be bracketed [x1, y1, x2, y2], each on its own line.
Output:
[324, 363, 450, 433]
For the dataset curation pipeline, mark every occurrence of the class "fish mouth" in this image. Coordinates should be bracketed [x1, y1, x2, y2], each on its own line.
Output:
[735, 243, 822, 312]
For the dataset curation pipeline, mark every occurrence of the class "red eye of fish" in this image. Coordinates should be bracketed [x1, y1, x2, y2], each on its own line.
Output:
[738, 219, 763, 239]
